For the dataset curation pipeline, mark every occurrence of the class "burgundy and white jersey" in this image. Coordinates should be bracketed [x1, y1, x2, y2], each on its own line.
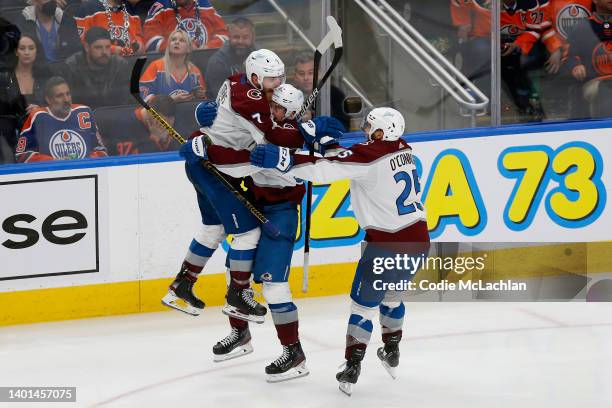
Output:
[289, 138, 426, 233]
[207, 117, 306, 204]
[205, 73, 296, 151]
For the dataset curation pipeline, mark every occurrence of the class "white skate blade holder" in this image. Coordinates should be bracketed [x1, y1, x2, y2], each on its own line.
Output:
[222, 304, 265, 324]
[338, 381, 354, 396]
[213, 342, 254, 363]
[161, 291, 202, 316]
[266, 362, 309, 383]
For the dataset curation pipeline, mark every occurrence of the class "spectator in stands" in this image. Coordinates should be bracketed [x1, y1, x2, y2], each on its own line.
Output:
[290, 51, 349, 126]
[75, 0, 144, 56]
[125, 0, 156, 27]
[144, 0, 229, 53]
[567, 0, 612, 117]
[139, 29, 207, 102]
[62, 27, 130, 108]
[14, 0, 82, 63]
[14, 34, 53, 113]
[15, 76, 107, 162]
[449, 0, 492, 96]
[0, 17, 27, 165]
[205, 17, 255, 98]
[102, 94, 180, 155]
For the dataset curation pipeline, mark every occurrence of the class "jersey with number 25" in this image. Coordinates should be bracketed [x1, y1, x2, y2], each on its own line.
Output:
[290, 139, 426, 234]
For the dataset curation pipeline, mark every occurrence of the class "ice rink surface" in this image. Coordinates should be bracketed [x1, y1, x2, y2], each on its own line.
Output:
[1, 296, 612, 408]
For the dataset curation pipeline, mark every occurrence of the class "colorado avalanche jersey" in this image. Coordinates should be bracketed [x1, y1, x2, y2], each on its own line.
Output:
[204, 73, 296, 151]
[289, 139, 427, 234]
[144, 0, 229, 52]
[206, 118, 306, 204]
[16, 105, 107, 162]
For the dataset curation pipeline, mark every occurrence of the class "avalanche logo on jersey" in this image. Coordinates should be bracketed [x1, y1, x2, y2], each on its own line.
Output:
[49, 129, 87, 160]
[592, 41, 612, 76]
[178, 18, 207, 48]
[557, 5, 591, 39]
[247, 89, 263, 100]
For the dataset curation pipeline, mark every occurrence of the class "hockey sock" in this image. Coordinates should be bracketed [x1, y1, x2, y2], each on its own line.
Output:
[228, 248, 256, 289]
[269, 302, 299, 345]
[183, 239, 216, 277]
[345, 313, 373, 360]
[229, 316, 248, 330]
[379, 302, 405, 344]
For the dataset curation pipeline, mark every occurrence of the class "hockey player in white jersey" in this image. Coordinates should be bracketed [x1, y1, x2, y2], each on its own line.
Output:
[164, 49, 292, 320]
[192, 84, 345, 381]
[250, 107, 430, 395]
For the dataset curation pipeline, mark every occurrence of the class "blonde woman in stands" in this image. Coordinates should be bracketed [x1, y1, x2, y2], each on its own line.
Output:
[139, 29, 207, 102]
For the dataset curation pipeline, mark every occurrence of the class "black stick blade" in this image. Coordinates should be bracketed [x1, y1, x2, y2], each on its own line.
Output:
[130, 57, 148, 98]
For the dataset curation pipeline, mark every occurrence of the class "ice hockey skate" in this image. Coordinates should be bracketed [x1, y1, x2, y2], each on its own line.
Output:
[161, 265, 205, 316]
[265, 342, 309, 382]
[212, 327, 254, 362]
[222, 287, 267, 324]
[377, 334, 401, 379]
[336, 348, 365, 396]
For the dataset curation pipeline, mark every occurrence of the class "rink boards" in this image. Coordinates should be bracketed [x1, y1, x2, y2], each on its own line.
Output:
[1, 120, 611, 325]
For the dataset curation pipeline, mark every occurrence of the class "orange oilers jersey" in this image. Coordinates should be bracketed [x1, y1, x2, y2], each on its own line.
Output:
[75, 0, 144, 56]
[144, 0, 229, 52]
[499, 0, 563, 54]
[550, 0, 593, 40]
[450, 0, 492, 38]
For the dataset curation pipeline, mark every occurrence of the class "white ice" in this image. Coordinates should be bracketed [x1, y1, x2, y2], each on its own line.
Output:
[1, 296, 612, 408]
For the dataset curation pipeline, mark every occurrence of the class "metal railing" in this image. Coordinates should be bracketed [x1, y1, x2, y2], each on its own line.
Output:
[265, 0, 373, 109]
[354, 0, 489, 125]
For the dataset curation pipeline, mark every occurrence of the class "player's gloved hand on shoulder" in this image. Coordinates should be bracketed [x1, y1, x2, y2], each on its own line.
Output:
[299, 116, 345, 145]
[250, 144, 293, 172]
[195, 101, 218, 127]
[299, 116, 344, 155]
[179, 135, 208, 164]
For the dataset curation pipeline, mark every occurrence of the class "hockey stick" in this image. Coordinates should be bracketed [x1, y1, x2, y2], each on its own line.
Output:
[129, 57, 280, 238]
[297, 16, 343, 293]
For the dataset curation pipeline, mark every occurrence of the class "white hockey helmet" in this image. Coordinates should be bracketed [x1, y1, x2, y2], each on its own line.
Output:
[245, 49, 286, 90]
[362, 107, 405, 141]
[271, 84, 304, 119]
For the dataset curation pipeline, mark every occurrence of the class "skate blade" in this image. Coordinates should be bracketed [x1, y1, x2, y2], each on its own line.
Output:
[266, 362, 310, 383]
[222, 304, 265, 324]
[381, 360, 397, 379]
[213, 342, 254, 362]
[338, 381, 353, 396]
[161, 292, 202, 316]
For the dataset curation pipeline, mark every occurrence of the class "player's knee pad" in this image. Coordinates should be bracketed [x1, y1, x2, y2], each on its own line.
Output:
[262, 282, 293, 304]
[350, 300, 378, 321]
[194, 224, 227, 249]
[381, 300, 402, 309]
[230, 227, 261, 250]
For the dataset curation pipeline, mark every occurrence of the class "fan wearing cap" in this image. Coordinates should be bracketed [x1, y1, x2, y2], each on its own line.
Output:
[250, 107, 430, 395]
